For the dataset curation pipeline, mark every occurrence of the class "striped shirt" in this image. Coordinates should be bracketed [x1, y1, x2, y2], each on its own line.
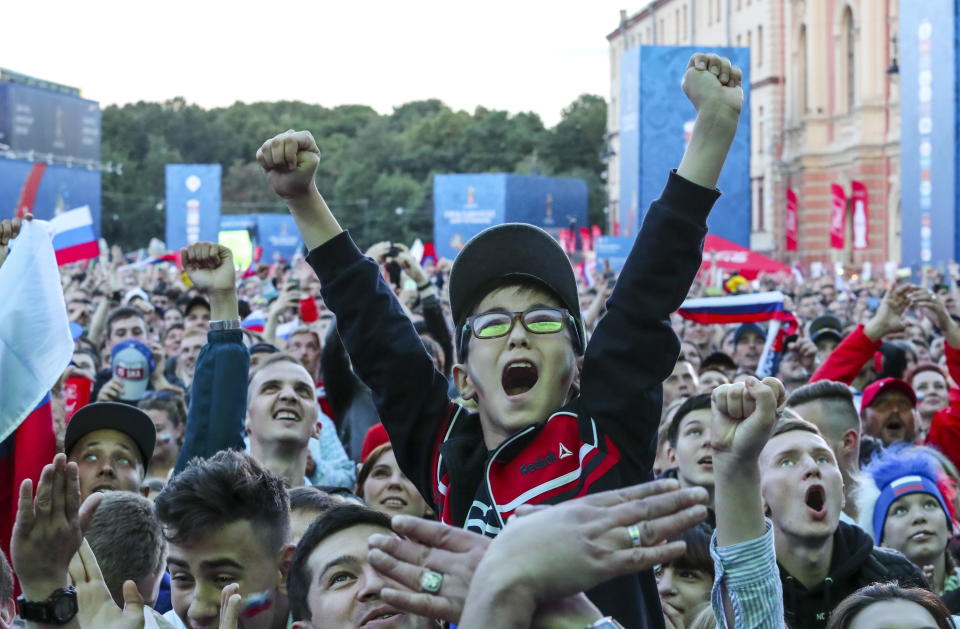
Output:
[711, 519, 786, 629]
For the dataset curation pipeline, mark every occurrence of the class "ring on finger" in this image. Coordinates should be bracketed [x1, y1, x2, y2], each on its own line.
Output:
[627, 523, 642, 548]
[419, 569, 444, 593]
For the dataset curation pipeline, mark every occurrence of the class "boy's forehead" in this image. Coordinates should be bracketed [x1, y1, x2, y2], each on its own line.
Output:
[679, 409, 710, 430]
[474, 283, 562, 314]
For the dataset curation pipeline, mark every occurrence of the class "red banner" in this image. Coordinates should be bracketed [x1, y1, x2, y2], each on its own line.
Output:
[786, 188, 799, 251]
[579, 227, 593, 252]
[830, 184, 847, 249]
[851, 181, 869, 250]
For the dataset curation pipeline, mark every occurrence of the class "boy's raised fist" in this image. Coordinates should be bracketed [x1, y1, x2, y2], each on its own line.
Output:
[257, 130, 321, 200]
[682, 52, 744, 118]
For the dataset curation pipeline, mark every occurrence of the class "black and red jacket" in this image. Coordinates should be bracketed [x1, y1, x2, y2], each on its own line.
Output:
[308, 171, 719, 628]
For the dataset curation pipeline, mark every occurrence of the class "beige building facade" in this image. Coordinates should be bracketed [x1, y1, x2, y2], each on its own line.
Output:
[607, 0, 901, 264]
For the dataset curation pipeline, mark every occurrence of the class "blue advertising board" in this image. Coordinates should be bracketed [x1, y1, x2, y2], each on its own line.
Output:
[900, 0, 957, 266]
[165, 164, 221, 252]
[0, 158, 101, 232]
[619, 46, 751, 245]
[433, 173, 587, 259]
[0, 83, 100, 161]
[595, 236, 634, 273]
[219, 213, 302, 263]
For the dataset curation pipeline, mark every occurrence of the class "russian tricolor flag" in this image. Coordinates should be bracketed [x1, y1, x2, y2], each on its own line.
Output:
[677, 291, 796, 326]
[678, 291, 799, 378]
[50, 206, 100, 265]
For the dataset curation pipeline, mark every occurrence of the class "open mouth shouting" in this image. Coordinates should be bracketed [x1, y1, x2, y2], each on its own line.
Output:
[805, 484, 828, 520]
[697, 455, 713, 470]
[501, 359, 539, 399]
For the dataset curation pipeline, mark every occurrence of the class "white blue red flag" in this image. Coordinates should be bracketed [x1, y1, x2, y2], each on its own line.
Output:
[678, 291, 799, 378]
[0, 219, 71, 561]
[50, 206, 100, 265]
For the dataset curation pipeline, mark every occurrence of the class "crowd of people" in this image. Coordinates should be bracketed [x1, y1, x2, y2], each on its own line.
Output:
[2, 52, 958, 629]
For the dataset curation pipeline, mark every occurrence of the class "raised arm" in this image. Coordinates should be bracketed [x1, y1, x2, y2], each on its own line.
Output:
[709, 376, 786, 628]
[581, 53, 740, 470]
[258, 131, 451, 502]
[810, 284, 919, 384]
[174, 243, 249, 473]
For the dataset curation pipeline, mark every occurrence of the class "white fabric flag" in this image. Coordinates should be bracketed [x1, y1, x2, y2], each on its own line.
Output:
[0, 220, 73, 438]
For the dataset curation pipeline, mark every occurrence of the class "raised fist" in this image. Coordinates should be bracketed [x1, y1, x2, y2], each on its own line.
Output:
[865, 283, 923, 340]
[257, 130, 321, 200]
[710, 376, 786, 461]
[682, 52, 743, 117]
[181, 242, 235, 293]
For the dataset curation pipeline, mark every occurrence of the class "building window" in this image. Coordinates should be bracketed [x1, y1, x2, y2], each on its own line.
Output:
[798, 25, 808, 114]
[659, 18, 665, 42]
[758, 26, 763, 66]
[758, 106, 764, 154]
[843, 7, 856, 111]
[683, 5, 688, 39]
[675, 9, 680, 42]
[747, 30, 752, 67]
[758, 178, 765, 231]
[708, 0, 713, 24]
[717, 0, 722, 22]
[737, 34, 742, 46]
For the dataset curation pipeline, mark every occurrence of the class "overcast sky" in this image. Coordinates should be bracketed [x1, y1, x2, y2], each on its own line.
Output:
[5, 1, 634, 126]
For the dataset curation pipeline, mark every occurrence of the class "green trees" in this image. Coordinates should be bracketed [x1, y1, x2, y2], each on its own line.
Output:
[100, 95, 607, 249]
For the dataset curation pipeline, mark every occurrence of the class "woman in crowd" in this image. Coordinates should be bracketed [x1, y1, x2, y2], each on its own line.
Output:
[859, 446, 960, 612]
[825, 583, 955, 629]
[356, 442, 433, 519]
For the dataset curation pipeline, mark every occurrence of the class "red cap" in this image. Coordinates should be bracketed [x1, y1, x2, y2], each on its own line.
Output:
[360, 423, 391, 463]
[861, 377, 917, 411]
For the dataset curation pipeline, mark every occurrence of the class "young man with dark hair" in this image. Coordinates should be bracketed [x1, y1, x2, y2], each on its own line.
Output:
[731, 323, 765, 372]
[664, 394, 715, 509]
[663, 358, 698, 406]
[787, 379, 863, 521]
[156, 450, 293, 629]
[288, 504, 434, 629]
[85, 492, 167, 608]
[288, 487, 344, 544]
[260, 51, 744, 626]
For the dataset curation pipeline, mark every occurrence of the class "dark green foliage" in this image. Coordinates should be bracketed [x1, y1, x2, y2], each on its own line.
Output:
[101, 95, 607, 249]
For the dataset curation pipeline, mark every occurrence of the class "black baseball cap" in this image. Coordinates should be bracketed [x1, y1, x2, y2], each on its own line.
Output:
[449, 223, 584, 353]
[809, 314, 844, 344]
[65, 402, 156, 469]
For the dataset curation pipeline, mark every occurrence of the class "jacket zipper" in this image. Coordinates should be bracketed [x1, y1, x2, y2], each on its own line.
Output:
[485, 424, 537, 529]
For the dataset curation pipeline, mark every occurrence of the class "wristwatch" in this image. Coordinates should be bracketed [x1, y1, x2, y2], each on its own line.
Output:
[209, 317, 242, 331]
[17, 586, 78, 625]
[587, 618, 624, 629]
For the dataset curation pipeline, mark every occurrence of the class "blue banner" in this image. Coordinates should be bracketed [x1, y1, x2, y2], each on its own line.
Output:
[257, 213, 301, 263]
[433, 173, 587, 260]
[0, 158, 101, 232]
[619, 45, 751, 245]
[595, 236, 634, 273]
[165, 164, 221, 252]
[900, 0, 957, 266]
[0, 83, 100, 161]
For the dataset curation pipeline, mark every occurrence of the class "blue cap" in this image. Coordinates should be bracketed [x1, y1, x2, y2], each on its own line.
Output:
[873, 473, 951, 545]
[733, 322, 765, 345]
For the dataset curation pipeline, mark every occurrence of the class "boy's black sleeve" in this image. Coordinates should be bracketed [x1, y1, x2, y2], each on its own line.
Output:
[307, 232, 452, 505]
[580, 171, 719, 472]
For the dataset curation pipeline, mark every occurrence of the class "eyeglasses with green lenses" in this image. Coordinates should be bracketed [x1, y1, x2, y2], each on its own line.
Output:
[467, 307, 572, 340]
